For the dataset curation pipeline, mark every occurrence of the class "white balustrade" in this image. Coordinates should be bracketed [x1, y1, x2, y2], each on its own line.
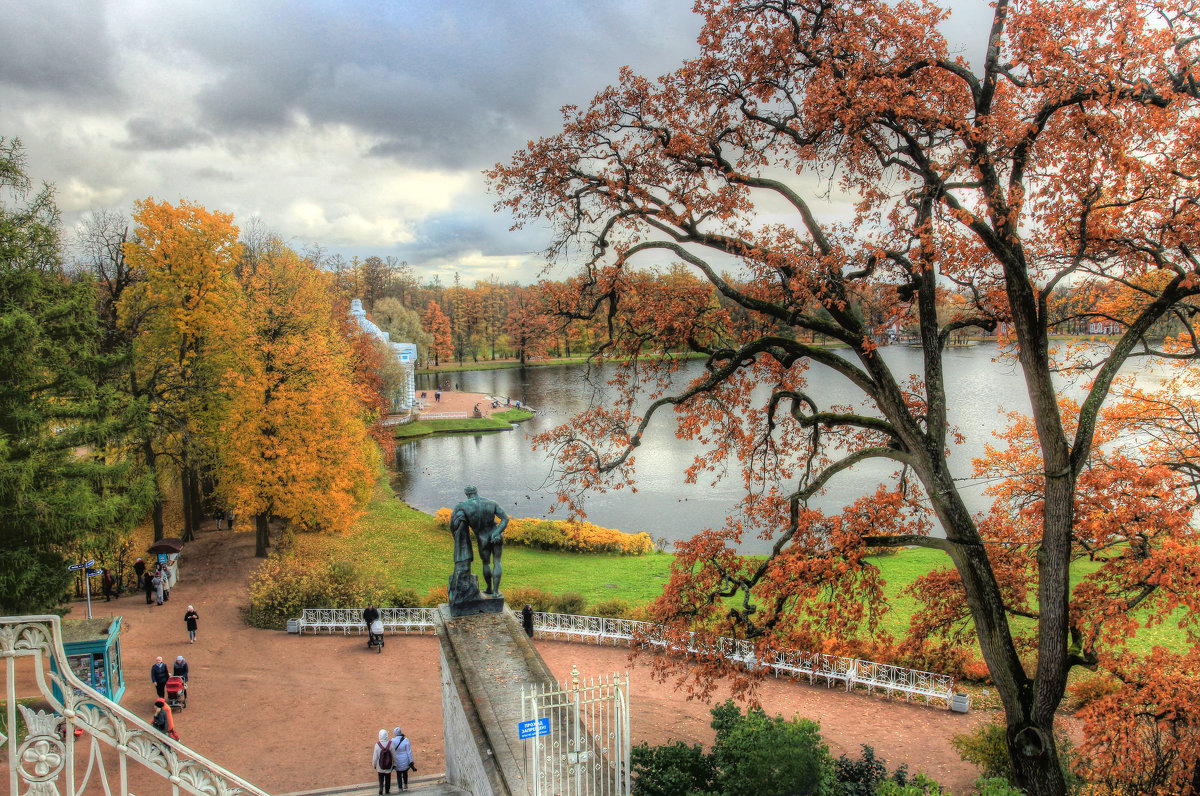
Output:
[292, 607, 957, 707]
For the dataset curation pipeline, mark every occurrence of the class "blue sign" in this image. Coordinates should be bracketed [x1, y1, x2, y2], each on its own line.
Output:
[68, 563, 85, 572]
[518, 718, 550, 739]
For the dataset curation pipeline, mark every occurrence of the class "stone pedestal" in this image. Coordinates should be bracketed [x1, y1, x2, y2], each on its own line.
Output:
[448, 571, 504, 617]
[437, 605, 558, 796]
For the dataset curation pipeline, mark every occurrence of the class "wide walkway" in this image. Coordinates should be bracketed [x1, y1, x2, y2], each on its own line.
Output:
[46, 526, 988, 794]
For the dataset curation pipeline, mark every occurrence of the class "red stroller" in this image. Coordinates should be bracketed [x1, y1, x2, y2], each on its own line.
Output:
[165, 676, 187, 710]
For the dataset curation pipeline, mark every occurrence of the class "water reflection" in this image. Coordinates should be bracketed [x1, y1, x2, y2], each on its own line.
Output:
[396, 345, 1166, 554]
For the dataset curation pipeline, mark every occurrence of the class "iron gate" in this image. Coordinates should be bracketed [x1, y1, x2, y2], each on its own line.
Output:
[523, 667, 630, 796]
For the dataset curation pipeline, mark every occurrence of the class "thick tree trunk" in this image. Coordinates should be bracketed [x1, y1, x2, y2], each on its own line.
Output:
[142, 438, 165, 541]
[254, 513, 270, 558]
[151, 498, 164, 542]
[187, 468, 203, 534]
[181, 479, 194, 542]
[1009, 717, 1066, 796]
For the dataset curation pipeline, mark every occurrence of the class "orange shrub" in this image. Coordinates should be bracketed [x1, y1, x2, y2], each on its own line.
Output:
[432, 509, 653, 555]
[1068, 672, 1120, 712]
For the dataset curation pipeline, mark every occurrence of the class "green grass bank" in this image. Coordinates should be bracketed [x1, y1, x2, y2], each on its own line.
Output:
[287, 478, 1189, 656]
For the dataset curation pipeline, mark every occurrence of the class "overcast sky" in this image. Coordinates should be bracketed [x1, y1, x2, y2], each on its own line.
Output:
[2, 0, 994, 286]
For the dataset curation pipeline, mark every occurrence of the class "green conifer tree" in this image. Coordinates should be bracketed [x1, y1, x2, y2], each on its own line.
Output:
[0, 138, 149, 614]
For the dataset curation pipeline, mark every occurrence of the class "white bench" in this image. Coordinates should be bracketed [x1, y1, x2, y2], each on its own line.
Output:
[296, 608, 436, 635]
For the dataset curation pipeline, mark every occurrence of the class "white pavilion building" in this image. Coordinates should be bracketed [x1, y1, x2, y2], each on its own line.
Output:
[349, 298, 418, 411]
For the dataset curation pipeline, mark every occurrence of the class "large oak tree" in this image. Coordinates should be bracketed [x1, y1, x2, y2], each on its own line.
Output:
[491, 1, 1200, 793]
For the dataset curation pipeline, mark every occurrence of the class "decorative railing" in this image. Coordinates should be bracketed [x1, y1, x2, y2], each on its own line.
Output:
[1, 615, 269, 796]
[294, 608, 956, 707]
[296, 607, 437, 634]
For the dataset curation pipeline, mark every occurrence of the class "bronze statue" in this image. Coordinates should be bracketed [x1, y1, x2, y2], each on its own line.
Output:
[450, 486, 510, 600]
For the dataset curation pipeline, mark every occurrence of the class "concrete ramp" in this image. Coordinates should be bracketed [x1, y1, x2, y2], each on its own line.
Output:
[437, 605, 557, 796]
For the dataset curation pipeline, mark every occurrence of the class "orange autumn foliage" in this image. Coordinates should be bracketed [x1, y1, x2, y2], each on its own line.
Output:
[218, 240, 377, 551]
[490, 1, 1200, 793]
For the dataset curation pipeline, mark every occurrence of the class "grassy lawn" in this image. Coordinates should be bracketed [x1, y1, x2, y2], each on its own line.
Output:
[392, 409, 534, 439]
[295, 481, 674, 605]
[295, 480, 1191, 656]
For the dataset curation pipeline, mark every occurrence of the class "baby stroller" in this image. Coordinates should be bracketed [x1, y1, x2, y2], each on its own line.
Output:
[165, 676, 187, 710]
[367, 619, 385, 653]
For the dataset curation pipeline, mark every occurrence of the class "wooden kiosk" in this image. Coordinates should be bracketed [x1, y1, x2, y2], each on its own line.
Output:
[52, 616, 127, 703]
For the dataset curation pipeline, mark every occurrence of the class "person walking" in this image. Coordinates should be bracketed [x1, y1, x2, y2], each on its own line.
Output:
[142, 565, 155, 604]
[372, 729, 394, 795]
[214, 510, 223, 531]
[227, 511, 235, 530]
[391, 728, 416, 791]
[173, 655, 189, 683]
[151, 656, 169, 698]
[184, 605, 199, 643]
[101, 569, 115, 602]
[134, 558, 146, 590]
[152, 569, 164, 606]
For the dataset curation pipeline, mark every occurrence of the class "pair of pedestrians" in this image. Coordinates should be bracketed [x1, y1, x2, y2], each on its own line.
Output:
[150, 655, 190, 698]
[371, 727, 417, 793]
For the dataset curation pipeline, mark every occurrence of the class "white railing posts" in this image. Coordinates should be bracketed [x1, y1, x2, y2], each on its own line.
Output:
[291, 608, 957, 708]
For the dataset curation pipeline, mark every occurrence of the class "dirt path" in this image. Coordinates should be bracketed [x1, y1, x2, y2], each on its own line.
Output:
[47, 524, 989, 794]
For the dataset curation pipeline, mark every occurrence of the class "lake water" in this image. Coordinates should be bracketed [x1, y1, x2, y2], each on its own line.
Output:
[395, 344, 1169, 554]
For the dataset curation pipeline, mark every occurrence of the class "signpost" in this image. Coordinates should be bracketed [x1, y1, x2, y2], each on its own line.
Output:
[69, 559, 98, 619]
[518, 717, 550, 740]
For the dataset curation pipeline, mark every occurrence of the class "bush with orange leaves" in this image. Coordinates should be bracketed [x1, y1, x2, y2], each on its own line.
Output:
[247, 552, 422, 628]
[433, 508, 653, 555]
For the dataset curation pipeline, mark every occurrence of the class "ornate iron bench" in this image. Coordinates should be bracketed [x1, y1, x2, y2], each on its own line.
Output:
[296, 608, 436, 635]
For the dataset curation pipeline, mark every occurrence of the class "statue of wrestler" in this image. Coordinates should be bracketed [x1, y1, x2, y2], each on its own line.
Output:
[450, 485, 510, 596]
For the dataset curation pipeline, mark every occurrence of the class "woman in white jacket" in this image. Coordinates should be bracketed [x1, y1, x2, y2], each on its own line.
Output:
[391, 727, 415, 791]
[371, 729, 393, 795]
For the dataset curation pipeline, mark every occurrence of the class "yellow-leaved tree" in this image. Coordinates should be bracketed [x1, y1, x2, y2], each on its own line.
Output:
[218, 239, 378, 556]
[120, 198, 241, 541]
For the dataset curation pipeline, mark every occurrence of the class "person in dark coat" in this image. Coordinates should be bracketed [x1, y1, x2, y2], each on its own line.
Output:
[134, 558, 146, 590]
[173, 655, 189, 682]
[184, 605, 199, 643]
[101, 569, 115, 602]
[151, 656, 169, 698]
[143, 564, 155, 604]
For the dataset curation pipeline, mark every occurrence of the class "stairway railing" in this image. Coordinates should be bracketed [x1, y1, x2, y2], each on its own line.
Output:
[1, 615, 270, 796]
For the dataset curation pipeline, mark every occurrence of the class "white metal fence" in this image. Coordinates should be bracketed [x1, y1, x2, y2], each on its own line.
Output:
[524, 668, 630, 796]
[2, 615, 269, 796]
[294, 608, 955, 707]
[296, 607, 436, 635]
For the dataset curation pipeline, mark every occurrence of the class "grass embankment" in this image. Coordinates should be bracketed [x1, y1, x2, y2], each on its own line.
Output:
[292, 483, 673, 606]
[294, 482, 1189, 656]
[392, 408, 534, 439]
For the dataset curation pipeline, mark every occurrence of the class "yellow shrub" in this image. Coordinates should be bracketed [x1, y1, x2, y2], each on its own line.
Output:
[432, 510, 652, 555]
